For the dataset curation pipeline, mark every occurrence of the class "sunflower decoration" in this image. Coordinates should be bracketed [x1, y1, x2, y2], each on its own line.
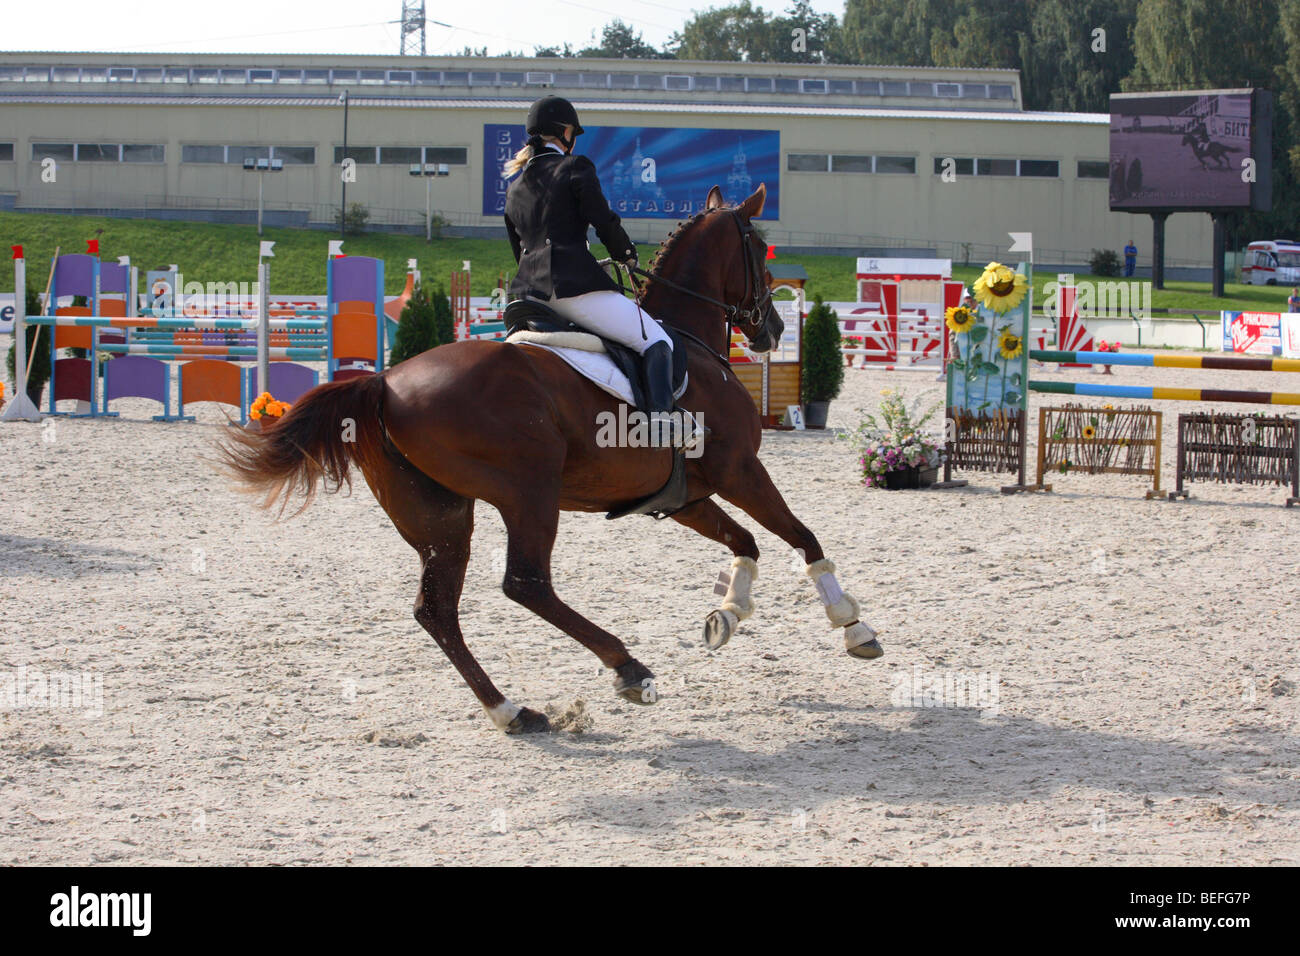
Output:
[997, 327, 1024, 360]
[973, 261, 1028, 314]
[945, 304, 977, 334]
[1082, 424, 1097, 441]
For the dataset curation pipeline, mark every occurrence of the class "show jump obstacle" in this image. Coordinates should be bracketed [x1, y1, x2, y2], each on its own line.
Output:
[3, 242, 387, 423]
[937, 253, 1300, 505]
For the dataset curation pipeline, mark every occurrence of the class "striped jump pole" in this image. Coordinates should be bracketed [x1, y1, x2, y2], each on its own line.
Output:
[1029, 379, 1300, 406]
[98, 344, 326, 360]
[1030, 350, 1300, 373]
[27, 315, 326, 332]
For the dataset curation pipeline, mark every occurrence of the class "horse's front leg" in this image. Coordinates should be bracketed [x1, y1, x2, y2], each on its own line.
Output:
[669, 498, 760, 650]
[717, 458, 883, 660]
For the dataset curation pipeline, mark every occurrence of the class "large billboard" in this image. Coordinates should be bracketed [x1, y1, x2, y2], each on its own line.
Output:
[483, 124, 779, 219]
[1109, 89, 1272, 211]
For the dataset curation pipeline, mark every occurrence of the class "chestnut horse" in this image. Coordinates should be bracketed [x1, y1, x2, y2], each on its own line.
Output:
[222, 183, 881, 735]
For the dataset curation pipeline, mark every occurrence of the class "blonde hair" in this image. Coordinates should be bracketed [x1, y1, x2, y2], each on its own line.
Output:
[503, 143, 534, 178]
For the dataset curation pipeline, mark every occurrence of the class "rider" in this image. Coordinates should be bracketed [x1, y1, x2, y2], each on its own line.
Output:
[503, 96, 683, 440]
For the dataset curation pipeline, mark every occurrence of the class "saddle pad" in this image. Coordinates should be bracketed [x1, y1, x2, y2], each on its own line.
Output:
[505, 329, 688, 407]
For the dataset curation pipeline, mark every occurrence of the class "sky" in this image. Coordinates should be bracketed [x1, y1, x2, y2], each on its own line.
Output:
[3, 0, 845, 58]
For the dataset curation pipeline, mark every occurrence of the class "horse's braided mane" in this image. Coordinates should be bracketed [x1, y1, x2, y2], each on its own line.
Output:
[648, 204, 767, 276]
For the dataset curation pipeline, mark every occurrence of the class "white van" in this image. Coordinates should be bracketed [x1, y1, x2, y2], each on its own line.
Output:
[1241, 240, 1300, 285]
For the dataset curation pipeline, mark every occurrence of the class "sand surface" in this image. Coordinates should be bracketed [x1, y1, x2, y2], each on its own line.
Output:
[1, 350, 1297, 865]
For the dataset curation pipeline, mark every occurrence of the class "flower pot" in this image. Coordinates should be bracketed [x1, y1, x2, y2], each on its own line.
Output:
[882, 464, 940, 490]
[804, 401, 830, 429]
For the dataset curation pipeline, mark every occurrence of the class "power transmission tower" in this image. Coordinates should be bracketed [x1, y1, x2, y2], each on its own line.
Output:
[400, 1, 426, 55]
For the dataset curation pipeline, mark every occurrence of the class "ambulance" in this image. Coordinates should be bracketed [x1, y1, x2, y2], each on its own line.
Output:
[1241, 240, 1300, 285]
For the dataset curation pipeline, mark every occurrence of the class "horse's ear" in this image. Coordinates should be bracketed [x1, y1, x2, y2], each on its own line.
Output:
[739, 183, 766, 219]
[705, 185, 725, 210]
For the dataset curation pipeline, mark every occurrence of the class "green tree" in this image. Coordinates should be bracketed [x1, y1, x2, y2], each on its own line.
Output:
[668, 1, 777, 61]
[1018, 0, 1138, 112]
[578, 20, 670, 59]
[390, 282, 454, 366]
[801, 295, 845, 404]
[837, 0, 958, 66]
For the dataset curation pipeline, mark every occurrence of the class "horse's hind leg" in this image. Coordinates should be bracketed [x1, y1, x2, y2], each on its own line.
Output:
[497, 499, 657, 706]
[669, 498, 760, 651]
[367, 454, 549, 734]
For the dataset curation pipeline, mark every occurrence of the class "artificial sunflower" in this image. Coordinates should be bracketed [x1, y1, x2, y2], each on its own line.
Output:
[1082, 425, 1097, 440]
[973, 261, 1028, 314]
[945, 305, 976, 334]
[997, 328, 1023, 360]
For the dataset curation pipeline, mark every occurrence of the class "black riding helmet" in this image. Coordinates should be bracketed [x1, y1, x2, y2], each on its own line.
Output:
[526, 96, 584, 150]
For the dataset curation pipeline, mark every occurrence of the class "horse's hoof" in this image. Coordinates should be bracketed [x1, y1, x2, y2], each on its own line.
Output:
[506, 707, 551, 734]
[702, 608, 738, 651]
[846, 638, 884, 660]
[845, 621, 883, 660]
[613, 659, 658, 705]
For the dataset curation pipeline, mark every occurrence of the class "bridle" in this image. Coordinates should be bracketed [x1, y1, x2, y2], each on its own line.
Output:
[622, 210, 775, 350]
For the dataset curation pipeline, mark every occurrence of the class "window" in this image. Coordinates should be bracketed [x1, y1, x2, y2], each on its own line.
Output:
[164, 68, 189, 83]
[988, 84, 1014, 99]
[359, 70, 386, 85]
[801, 79, 828, 94]
[219, 69, 246, 84]
[933, 156, 974, 176]
[192, 68, 218, 84]
[249, 69, 275, 84]
[228, 145, 270, 165]
[1019, 159, 1059, 177]
[497, 72, 524, 86]
[304, 69, 330, 84]
[122, 144, 164, 163]
[0, 67, 22, 81]
[77, 144, 119, 162]
[380, 146, 422, 165]
[277, 69, 303, 84]
[555, 73, 584, 88]
[524, 71, 553, 85]
[182, 145, 225, 164]
[80, 68, 109, 83]
[272, 146, 315, 165]
[855, 79, 881, 95]
[442, 71, 468, 85]
[977, 157, 1018, 176]
[881, 80, 907, 96]
[609, 73, 635, 89]
[32, 143, 74, 161]
[331, 69, 359, 84]
[467, 72, 494, 86]
[828, 79, 854, 95]
[136, 68, 164, 83]
[909, 82, 934, 97]
[109, 68, 135, 82]
[775, 78, 799, 93]
[23, 67, 50, 82]
[787, 153, 829, 172]
[424, 147, 468, 165]
[52, 67, 80, 82]
[876, 155, 916, 174]
[0, 144, 14, 162]
[1077, 160, 1109, 179]
[961, 84, 987, 98]
[665, 75, 692, 91]
[718, 76, 745, 92]
[413, 70, 440, 85]
[637, 74, 662, 89]
[334, 146, 377, 165]
[747, 77, 774, 92]
[831, 154, 873, 173]
[935, 83, 960, 97]
[692, 75, 718, 91]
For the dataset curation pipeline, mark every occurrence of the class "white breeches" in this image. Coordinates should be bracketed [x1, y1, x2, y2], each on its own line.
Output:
[544, 290, 671, 355]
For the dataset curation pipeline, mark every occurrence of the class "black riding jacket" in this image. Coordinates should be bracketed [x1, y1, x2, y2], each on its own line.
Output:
[504, 148, 636, 300]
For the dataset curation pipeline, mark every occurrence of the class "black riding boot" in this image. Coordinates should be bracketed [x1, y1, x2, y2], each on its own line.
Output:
[642, 341, 675, 415]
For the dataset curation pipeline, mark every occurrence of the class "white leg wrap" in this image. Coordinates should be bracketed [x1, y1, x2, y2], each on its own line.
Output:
[483, 699, 521, 731]
[805, 558, 860, 628]
[719, 556, 757, 621]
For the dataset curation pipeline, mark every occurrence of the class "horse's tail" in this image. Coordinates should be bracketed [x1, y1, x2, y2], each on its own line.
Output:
[219, 373, 389, 515]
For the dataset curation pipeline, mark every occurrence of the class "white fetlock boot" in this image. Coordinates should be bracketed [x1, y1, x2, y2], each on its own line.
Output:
[703, 556, 756, 650]
[805, 558, 883, 659]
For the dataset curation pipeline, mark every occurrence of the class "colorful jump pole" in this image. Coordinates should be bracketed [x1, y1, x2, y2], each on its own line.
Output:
[1031, 350, 1300, 373]
[1029, 380, 1300, 406]
[2, 246, 41, 421]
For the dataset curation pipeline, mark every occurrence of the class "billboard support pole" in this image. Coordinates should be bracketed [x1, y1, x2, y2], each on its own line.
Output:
[1211, 214, 1226, 298]
[1151, 211, 1167, 290]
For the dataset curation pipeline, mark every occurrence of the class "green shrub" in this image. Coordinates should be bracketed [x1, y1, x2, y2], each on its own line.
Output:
[1089, 248, 1121, 277]
[334, 202, 371, 236]
[390, 282, 455, 365]
[5, 284, 51, 405]
[802, 294, 845, 404]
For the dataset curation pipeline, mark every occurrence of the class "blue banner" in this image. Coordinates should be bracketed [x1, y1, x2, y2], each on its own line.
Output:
[483, 124, 779, 220]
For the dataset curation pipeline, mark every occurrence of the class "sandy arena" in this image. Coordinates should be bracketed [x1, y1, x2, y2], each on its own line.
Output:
[2, 352, 1297, 865]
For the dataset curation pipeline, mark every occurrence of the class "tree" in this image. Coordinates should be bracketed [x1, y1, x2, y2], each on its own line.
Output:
[578, 20, 670, 59]
[391, 282, 455, 366]
[1017, 0, 1138, 112]
[668, 1, 778, 61]
[770, 1, 841, 64]
[836, 0, 958, 66]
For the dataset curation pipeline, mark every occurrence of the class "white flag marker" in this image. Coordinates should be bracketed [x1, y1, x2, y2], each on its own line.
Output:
[259, 240, 276, 258]
[1008, 232, 1033, 255]
[328, 240, 345, 258]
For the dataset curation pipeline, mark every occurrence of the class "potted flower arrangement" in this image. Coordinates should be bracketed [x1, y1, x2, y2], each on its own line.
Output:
[801, 294, 845, 428]
[247, 391, 292, 431]
[847, 389, 944, 489]
[844, 335, 864, 366]
[1094, 339, 1121, 374]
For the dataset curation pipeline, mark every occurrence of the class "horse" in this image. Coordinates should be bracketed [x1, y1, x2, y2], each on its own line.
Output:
[1181, 132, 1233, 169]
[221, 183, 882, 735]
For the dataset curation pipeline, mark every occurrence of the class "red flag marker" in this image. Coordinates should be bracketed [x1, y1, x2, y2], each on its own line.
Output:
[86, 239, 99, 254]
[11, 245, 22, 259]
[766, 245, 776, 260]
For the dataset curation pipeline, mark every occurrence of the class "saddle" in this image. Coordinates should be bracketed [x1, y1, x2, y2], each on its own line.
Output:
[503, 299, 689, 411]
[503, 299, 694, 521]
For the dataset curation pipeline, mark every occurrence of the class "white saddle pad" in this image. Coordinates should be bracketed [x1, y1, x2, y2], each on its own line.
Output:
[505, 329, 686, 406]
